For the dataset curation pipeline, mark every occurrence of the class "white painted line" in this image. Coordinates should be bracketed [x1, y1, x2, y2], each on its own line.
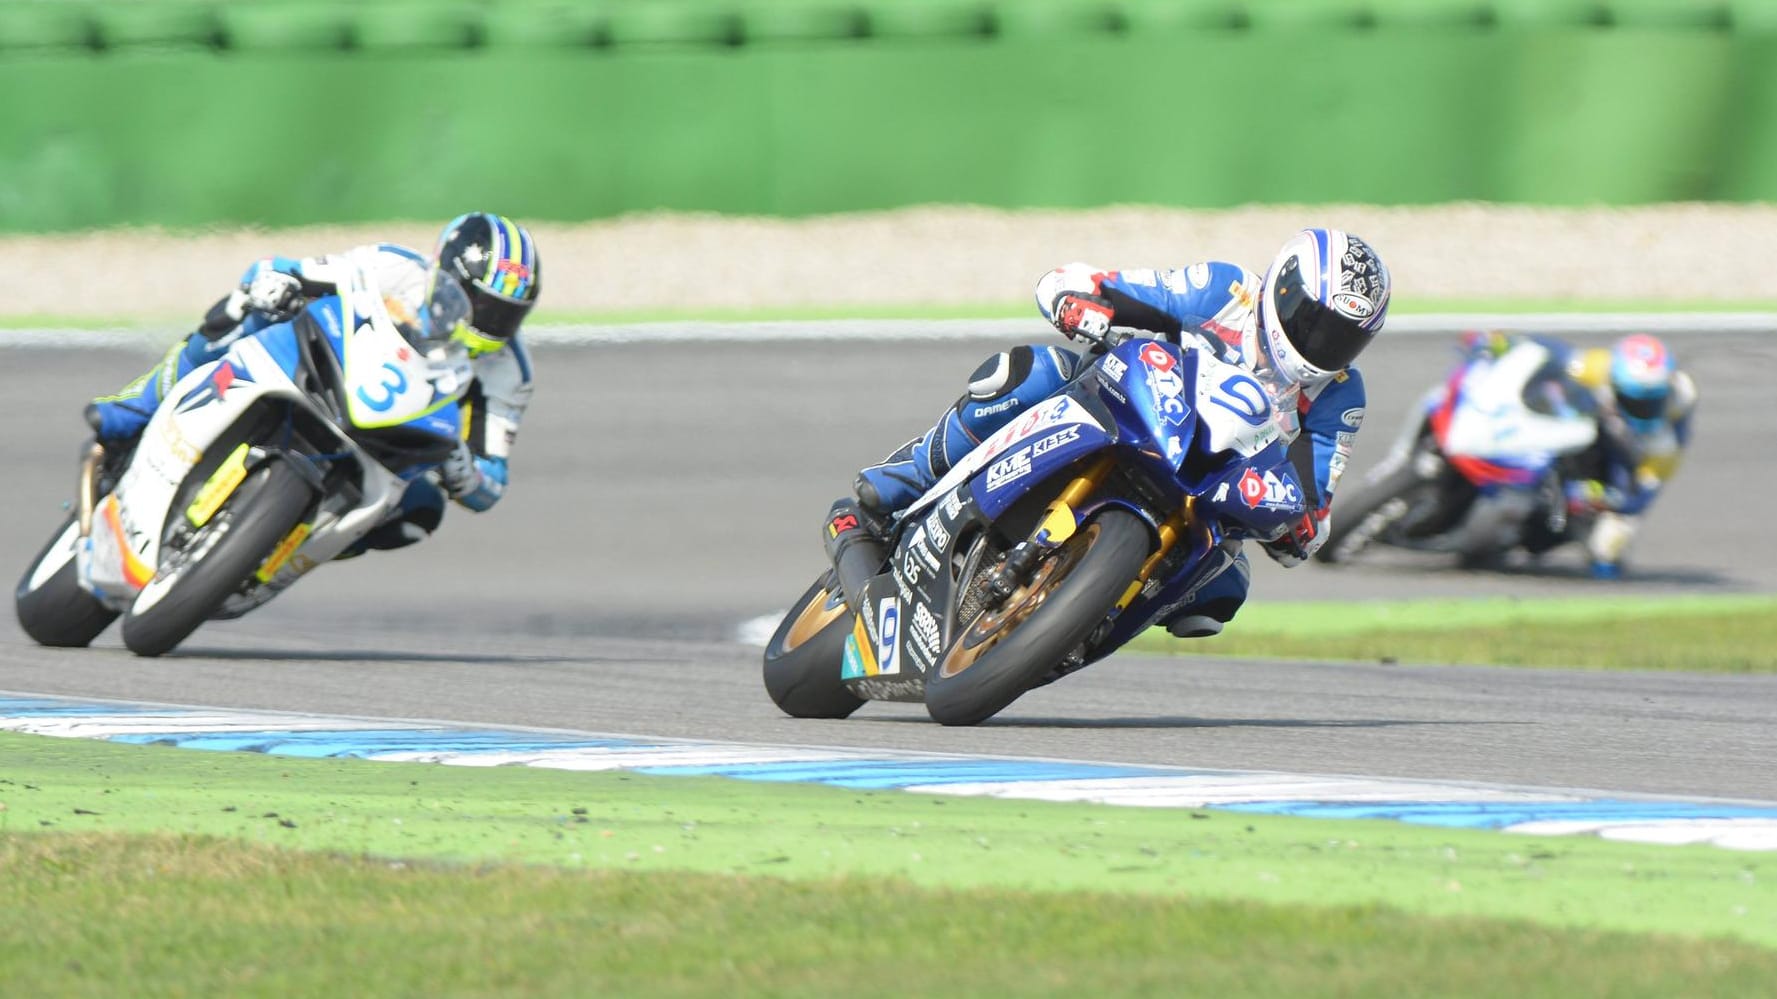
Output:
[737, 611, 786, 647]
[371, 746, 871, 770]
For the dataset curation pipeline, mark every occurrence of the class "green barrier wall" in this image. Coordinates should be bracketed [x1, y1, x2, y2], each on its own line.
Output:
[3, 3, 1776, 230]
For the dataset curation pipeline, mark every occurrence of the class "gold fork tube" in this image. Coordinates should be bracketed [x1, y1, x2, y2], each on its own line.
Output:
[76, 442, 105, 538]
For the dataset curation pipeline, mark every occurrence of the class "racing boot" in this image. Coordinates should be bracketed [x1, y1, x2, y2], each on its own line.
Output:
[83, 331, 227, 444]
[1156, 542, 1250, 638]
[335, 479, 447, 560]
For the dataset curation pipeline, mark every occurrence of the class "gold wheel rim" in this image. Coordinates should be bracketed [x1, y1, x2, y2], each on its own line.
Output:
[781, 586, 847, 653]
[937, 522, 1101, 679]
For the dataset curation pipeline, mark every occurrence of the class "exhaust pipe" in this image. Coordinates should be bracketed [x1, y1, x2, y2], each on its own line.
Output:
[821, 498, 888, 613]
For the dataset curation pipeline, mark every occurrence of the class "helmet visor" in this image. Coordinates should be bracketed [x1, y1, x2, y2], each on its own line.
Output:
[1616, 389, 1665, 423]
[1271, 256, 1372, 373]
[468, 285, 533, 341]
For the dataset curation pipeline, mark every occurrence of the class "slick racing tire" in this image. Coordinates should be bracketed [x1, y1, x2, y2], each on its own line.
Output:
[763, 576, 866, 719]
[15, 516, 120, 648]
[1314, 460, 1426, 565]
[925, 508, 1150, 727]
[121, 460, 312, 658]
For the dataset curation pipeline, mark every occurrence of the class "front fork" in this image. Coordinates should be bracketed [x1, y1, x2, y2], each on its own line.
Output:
[984, 456, 1209, 611]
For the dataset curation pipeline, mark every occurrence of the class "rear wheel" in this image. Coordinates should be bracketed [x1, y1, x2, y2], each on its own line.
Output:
[121, 460, 312, 657]
[925, 509, 1150, 727]
[762, 576, 865, 719]
[15, 517, 119, 648]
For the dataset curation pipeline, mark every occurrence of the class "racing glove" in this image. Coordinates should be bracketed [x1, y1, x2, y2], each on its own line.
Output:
[1565, 479, 1624, 516]
[438, 440, 507, 512]
[1261, 510, 1327, 568]
[243, 268, 304, 321]
[1050, 292, 1115, 341]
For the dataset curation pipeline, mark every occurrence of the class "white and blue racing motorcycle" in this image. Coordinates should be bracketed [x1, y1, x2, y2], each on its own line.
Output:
[764, 329, 1312, 726]
[16, 263, 474, 656]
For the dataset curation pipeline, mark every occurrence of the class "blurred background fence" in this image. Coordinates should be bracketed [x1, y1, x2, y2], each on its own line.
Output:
[4, 0, 1775, 230]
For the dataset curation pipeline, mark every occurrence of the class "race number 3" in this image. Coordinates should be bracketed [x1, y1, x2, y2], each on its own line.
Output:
[355, 362, 410, 412]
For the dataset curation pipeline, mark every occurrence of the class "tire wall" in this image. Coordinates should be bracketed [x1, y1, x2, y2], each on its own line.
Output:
[6, 2, 1777, 231]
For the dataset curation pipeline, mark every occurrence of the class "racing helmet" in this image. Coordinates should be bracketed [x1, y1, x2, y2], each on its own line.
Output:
[1259, 228, 1391, 386]
[1608, 333, 1676, 434]
[435, 212, 541, 354]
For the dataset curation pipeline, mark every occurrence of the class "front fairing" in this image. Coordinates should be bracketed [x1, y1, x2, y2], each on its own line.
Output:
[307, 296, 466, 463]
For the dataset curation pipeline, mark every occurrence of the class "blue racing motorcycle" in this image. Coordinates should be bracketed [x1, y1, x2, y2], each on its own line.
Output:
[763, 330, 1311, 726]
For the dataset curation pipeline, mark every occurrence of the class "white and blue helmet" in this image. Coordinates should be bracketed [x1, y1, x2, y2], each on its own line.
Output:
[1259, 228, 1391, 386]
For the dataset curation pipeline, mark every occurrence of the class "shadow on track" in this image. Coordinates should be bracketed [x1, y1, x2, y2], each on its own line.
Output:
[856, 715, 1509, 731]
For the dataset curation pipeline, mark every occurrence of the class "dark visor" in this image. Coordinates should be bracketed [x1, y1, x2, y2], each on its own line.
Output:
[1616, 390, 1665, 422]
[1271, 257, 1372, 372]
[469, 286, 533, 341]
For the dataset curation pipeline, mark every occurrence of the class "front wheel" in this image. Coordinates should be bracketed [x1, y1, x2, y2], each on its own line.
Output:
[762, 576, 865, 719]
[1315, 458, 1431, 564]
[15, 517, 119, 648]
[121, 459, 313, 657]
[925, 508, 1151, 727]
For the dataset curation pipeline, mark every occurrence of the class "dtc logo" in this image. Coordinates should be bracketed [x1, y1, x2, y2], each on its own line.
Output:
[1139, 342, 1175, 371]
[1239, 469, 1302, 510]
[1238, 468, 1266, 507]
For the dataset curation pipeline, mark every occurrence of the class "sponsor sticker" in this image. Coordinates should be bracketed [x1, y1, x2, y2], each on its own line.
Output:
[1238, 468, 1266, 507]
[942, 489, 964, 519]
[985, 448, 1032, 492]
[1237, 468, 1302, 511]
[1340, 407, 1365, 431]
[924, 512, 950, 551]
[1139, 341, 1176, 372]
[910, 603, 941, 659]
[984, 426, 1082, 493]
[1101, 354, 1127, 382]
[1330, 292, 1376, 320]
[971, 396, 1020, 419]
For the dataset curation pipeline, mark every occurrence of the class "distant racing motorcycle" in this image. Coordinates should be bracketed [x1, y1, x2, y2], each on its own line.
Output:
[763, 330, 1313, 726]
[16, 262, 474, 656]
[1315, 335, 1598, 567]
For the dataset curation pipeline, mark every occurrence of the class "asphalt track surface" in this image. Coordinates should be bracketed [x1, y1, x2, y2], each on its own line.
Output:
[4, 326, 1775, 802]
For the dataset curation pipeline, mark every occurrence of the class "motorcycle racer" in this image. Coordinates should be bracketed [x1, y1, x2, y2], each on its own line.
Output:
[84, 212, 541, 553]
[1562, 333, 1697, 578]
[850, 228, 1390, 638]
[1446, 330, 1696, 577]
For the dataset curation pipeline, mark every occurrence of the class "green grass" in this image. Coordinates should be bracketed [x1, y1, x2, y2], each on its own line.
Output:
[7, 832, 1776, 998]
[1131, 596, 1777, 672]
[2, 730, 1774, 983]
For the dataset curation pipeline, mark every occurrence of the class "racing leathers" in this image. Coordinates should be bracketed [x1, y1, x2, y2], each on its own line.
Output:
[85, 243, 534, 551]
[855, 259, 1366, 637]
[1563, 346, 1696, 578]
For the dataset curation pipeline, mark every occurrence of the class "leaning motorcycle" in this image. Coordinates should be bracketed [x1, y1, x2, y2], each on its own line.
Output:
[16, 264, 474, 656]
[763, 330, 1311, 726]
[1314, 335, 1598, 567]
